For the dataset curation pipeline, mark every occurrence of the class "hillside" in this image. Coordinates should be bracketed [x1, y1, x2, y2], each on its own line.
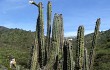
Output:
[84, 29, 110, 70]
[0, 26, 110, 70]
[93, 30, 110, 70]
[0, 26, 35, 69]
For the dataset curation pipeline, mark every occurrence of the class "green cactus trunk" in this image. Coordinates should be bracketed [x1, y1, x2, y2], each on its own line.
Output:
[63, 41, 71, 70]
[52, 13, 58, 58]
[83, 48, 89, 70]
[63, 40, 68, 70]
[30, 3, 40, 70]
[69, 43, 75, 70]
[59, 14, 64, 56]
[75, 26, 84, 70]
[37, 2, 45, 69]
[63, 40, 75, 70]
[45, 13, 58, 70]
[51, 13, 60, 70]
[46, 1, 52, 62]
[89, 18, 101, 70]
[30, 42, 38, 70]
[52, 13, 60, 58]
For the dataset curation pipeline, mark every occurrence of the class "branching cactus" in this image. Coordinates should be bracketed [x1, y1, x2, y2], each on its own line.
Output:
[75, 26, 84, 70]
[89, 18, 101, 70]
[46, 1, 52, 62]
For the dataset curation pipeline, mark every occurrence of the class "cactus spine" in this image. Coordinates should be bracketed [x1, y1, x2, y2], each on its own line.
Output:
[75, 26, 84, 70]
[89, 18, 100, 70]
[46, 1, 52, 61]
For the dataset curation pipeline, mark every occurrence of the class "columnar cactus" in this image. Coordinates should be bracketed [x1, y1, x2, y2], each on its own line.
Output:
[75, 26, 84, 70]
[63, 40, 74, 70]
[50, 13, 65, 70]
[69, 44, 75, 70]
[89, 18, 101, 70]
[35, 2, 45, 69]
[63, 40, 69, 70]
[52, 13, 60, 58]
[59, 14, 64, 55]
[30, 2, 40, 70]
[30, 41, 38, 70]
[44, 13, 58, 70]
[51, 13, 59, 70]
[84, 48, 89, 70]
[46, 1, 52, 61]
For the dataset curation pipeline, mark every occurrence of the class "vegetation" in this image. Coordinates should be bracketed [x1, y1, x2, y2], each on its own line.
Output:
[0, 25, 110, 70]
[0, 26, 34, 69]
[0, 1, 110, 70]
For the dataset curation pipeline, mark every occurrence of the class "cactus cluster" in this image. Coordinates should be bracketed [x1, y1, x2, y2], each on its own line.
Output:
[29, 1, 101, 70]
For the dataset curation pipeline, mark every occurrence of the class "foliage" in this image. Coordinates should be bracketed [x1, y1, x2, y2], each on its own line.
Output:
[0, 26, 34, 69]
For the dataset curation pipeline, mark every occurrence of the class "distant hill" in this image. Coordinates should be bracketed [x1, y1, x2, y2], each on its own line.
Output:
[0, 26, 35, 69]
[93, 30, 110, 70]
[0, 26, 110, 70]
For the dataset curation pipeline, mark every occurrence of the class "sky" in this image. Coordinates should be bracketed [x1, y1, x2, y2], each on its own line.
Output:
[0, 0, 110, 37]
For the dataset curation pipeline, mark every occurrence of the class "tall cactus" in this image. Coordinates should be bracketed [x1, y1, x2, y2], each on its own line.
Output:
[58, 14, 64, 70]
[63, 40, 75, 70]
[84, 48, 89, 70]
[46, 1, 52, 62]
[46, 13, 58, 69]
[30, 40, 38, 70]
[36, 2, 45, 69]
[59, 14, 64, 55]
[51, 13, 60, 70]
[89, 18, 101, 70]
[63, 40, 71, 70]
[30, 1, 40, 70]
[63, 40, 69, 70]
[75, 26, 84, 70]
[52, 13, 60, 58]
[69, 43, 75, 70]
[49, 14, 64, 70]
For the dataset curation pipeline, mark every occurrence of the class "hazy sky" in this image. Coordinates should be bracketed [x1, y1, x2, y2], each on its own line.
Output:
[0, 0, 110, 37]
